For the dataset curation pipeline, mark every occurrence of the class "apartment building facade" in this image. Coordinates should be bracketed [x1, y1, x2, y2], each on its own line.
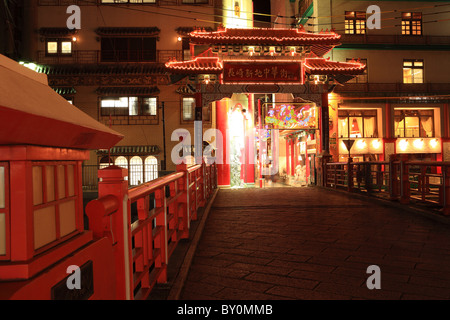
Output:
[293, 0, 450, 165]
[25, 0, 240, 189]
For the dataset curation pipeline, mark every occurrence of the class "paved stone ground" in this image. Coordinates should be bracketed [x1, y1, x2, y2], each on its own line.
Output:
[180, 187, 450, 300]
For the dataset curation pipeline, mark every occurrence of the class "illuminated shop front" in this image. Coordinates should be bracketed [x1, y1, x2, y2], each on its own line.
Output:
[329, 94, 446, 165]
[166, 26, 366, 187]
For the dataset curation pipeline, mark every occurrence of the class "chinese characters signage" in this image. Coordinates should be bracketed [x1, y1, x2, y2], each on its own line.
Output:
[223, 62, 303, 83]
[264, 103, 318, 130]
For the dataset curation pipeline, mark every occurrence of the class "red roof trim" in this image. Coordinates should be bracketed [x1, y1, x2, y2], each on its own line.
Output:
[189, 27, 341, 45]
[165, 56, 223, 74]
[303, 58, 366, 75]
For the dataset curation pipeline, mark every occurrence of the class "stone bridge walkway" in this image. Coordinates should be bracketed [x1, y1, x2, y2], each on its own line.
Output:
[178, 187, 450, 300]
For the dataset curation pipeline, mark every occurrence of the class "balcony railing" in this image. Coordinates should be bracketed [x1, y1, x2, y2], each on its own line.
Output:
[85, 162, 217, 299]
[339, 34, 450, 46]
[334, 83, 450, 94]
[37, 50, 182, 65]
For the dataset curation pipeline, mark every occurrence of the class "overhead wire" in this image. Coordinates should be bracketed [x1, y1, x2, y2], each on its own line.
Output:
[59, 0, 450, 31]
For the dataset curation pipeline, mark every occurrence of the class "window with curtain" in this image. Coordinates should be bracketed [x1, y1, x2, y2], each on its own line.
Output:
[338, 110, 378, 138]
[394, 109, 434, 137]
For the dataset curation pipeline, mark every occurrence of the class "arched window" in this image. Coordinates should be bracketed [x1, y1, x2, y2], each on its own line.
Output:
[144, 156, 158, 182]
[114, 156, 128, 169]
[129, 156, 143, 186]
[99, 156, 113, 169]
[114, 156, 128, 181]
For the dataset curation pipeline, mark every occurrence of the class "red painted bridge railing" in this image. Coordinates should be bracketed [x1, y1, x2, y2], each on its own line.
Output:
[85, 162, 217, 300]
[324, 155, 450, 216]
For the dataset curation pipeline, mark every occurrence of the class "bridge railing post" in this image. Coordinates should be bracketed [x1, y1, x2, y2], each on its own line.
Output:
[389, 155, 399, 201]
[442, 165, 450, 215]
[89, 165, 133, 300]
[347, 157, 353, 192]
[176, 163, 190, 239]
[400, 156, 410, 204]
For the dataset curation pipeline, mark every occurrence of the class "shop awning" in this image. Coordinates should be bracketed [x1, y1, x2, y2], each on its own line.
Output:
[0, 54, 123, 150]
[52, 87, 76, 95]
[40, 63, 167, 76]
[98, 145, 160, 155]
[96, 27, 160, 36]
[39, 27, 77, 37]
[96, 86, 160, 96]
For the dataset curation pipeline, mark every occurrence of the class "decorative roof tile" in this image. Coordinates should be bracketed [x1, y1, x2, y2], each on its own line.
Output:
[165, 51, 223, 74]
[189, 27, 341, 46]
[303, 58, 366, 75]
[176, 26, 214, 36]
[52, 87, 76, 95]
[98, 145, 160, 155]
[40, 64, 167, 76]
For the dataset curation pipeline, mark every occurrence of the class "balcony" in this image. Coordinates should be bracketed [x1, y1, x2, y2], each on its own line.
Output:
[37, 50, 182, 65]
[339, 34, 450, 47]
[334, 82, 450, 95]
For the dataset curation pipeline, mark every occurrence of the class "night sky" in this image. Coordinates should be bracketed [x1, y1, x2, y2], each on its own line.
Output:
[253, 0, 271, 25]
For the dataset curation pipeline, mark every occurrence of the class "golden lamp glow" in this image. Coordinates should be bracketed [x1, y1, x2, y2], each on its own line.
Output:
[430, 139, 439, 148]
[413, 139, 424, 149]
[356, 139, 366, 149]
[399, 139, 408, 151]
[372, 139, 381, 149]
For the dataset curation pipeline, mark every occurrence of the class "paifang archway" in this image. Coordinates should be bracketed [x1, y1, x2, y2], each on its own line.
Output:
[166, 26, 366, 187]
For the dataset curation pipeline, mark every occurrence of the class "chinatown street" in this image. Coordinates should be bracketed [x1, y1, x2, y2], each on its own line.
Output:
[169, 187, 450, 300]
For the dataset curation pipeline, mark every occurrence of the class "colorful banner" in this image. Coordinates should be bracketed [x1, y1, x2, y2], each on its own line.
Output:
[223, 62, 303, 83]
[264, 103, 318, 130]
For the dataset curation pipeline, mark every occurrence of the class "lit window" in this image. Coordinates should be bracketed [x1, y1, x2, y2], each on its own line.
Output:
[144, 156, 158, 182]
[47, 41, 58, 54]
[129, 156, 143, 186]
[403, 59, 424, 84]
[115, 156, 128, 169]
[101, 96, 158, 117]
[345, 11, 366, 35]
[46, 39, 73, 55]
[402, 12, 422, 35]
[338, 110, 378, 138]
[182, 97, 195, 121]
[394, 110, 433, 138]
[142, 97, 157, 116]
[61, 41, 72, 54]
